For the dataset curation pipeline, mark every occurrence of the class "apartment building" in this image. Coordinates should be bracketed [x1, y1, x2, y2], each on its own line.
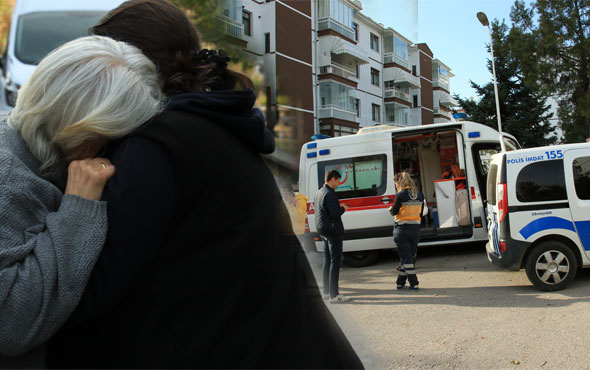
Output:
[215, 0, 458, 168]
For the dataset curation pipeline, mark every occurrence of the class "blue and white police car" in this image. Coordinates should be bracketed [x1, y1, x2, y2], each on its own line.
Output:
[486, 143, 590, 290]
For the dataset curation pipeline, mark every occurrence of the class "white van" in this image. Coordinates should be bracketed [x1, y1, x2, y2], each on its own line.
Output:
[299, 121, 520, 266]
[0, 0, 124, 111]
[486, 143, 590, 291]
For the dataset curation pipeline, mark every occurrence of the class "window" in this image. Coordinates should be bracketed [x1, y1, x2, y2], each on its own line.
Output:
[372, 104, 380, 122]
[486, 164, 499, 206]
[15, 11, 106, 65]
[353, 23, 358, 41]
[353, 98, 360, 117]
[384, 80, 394, 89]
[318, 155, 387, 198]
[319, 81, 356, 111]
[412, 65, 417, 76]
[412, 95, 418, 108]
[516, 160, 567, 202]
[370, 33, 379, 52]
[473, 144, 502, 202]
[242, 10, 251, 36]
[393, 35, 408, 66]
[355, 64, 359, 78]
[573, 156, 590, 200]
[370, 68, 379, 86]
[264, 33, 270, 53]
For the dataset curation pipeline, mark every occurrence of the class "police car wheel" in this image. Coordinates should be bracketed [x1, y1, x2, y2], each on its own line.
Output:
[343, 250, 379, 267]
[525, 242, 577, 291]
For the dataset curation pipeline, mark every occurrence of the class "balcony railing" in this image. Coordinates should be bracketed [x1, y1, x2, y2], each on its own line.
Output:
[433, 80, 450, 91]
[434, 108, 452, 119]
[383, 53, 409, 68]
[319, 62, 358, 80]
[319, 105, 359, 123]
[318, 17, 355, 41]
[215, 15, 243, 39]
[384, 87, 410, 102]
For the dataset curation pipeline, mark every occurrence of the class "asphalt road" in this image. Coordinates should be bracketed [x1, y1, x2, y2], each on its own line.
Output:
[306, 243, 590, 369]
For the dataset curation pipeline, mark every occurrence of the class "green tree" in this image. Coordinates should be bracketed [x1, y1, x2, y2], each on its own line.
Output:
[510, 0, 590, 143]
[456, 20, 557, 148]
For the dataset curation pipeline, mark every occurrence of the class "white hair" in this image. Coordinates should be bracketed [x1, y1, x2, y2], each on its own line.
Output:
[8, 35, 163, 176]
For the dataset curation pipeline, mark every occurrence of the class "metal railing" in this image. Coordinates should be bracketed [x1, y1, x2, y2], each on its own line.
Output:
[383, 53, 409, 68]
[319, 62, 357, 80]
[319, 105, 359, 123]
[434, 108, 452, 119]
[215, 15, 243, 39]
[384, 87, 410, 102]
[433, 80, 450, 91]
[318, 17, 355, 40]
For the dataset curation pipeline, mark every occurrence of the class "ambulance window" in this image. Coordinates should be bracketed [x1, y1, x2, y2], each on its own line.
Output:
[318, 155, 387, 199]
[573, 157, 590, 200]
[516, 160, 566, 202]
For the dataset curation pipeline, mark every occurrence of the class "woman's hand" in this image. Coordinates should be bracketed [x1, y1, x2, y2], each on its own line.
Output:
[65, 158, 115, 201]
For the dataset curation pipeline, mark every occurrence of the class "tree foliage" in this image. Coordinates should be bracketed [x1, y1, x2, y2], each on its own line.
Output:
[510, 0, 590, 143]
[0, 0, 14, 52]
[456, 20, 557, 148]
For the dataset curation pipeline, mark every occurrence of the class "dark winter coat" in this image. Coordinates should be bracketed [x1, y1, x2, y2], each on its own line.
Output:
[315, 183, 345, 236]
[47, 89, 362, 369]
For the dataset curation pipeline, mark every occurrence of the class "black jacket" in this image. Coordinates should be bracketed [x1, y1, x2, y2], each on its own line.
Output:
[315, 184, 345, 236]
[48, 90, 362, 369]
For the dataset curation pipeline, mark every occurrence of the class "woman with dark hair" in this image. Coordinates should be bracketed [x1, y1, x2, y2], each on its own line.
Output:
[48, 1, 363, 369]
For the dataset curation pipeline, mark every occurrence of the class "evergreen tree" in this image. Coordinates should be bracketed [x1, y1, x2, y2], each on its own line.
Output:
[510, 0, 590, 143]
[455, 20, 557, 148]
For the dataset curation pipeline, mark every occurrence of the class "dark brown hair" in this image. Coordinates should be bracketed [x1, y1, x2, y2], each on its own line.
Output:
[91, 0, 253, 95]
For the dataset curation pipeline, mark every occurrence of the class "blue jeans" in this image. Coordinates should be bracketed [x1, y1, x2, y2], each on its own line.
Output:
[321, 234, 343, 298]
[394, 224, 420, 287]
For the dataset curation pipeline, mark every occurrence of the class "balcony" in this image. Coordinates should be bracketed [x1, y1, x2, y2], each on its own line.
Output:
[433, 80, 450, 91]
[385, 103, 410, 126]
[318, 17, 355, 41]
[317, 36, 369, 68]
[383, 53, 409, 69]
[383, 60, 420, 89]
[319, 62, 358, 81]
[319, 105, 359, 123]
[434, 108, 452, 119]
[434, 90, 459, 107]
[384, 87, 410, 103]
[215, 15, 244, 40]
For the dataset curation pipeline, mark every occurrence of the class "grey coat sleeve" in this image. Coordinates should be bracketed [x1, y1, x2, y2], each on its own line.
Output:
[0, 192, 107, 356]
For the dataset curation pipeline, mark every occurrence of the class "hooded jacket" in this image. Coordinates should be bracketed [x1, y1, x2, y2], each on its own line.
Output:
[48, 89, 362, 369]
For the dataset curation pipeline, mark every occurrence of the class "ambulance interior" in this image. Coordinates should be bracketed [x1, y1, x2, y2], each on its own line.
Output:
[392, 130, 472, 240]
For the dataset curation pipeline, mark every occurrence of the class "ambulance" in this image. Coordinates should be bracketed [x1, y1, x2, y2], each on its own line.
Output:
[299, 121, 520, 266]
[486, 143, 590, 291]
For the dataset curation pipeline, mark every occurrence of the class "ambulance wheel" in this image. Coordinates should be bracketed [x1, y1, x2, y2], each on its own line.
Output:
[343, 251, 379, 267]
[525, 242, 577, 291]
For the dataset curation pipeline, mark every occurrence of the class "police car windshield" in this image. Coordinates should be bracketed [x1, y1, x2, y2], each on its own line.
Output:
[15, 11, 106, 65]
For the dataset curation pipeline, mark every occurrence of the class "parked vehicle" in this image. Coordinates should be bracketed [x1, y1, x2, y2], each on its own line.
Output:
[486, 143, 590, 291]
[0, 0, 124, 111]
[299, 121, 520, 267]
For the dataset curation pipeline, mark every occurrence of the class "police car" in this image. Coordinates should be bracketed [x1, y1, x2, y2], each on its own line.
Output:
[486, 143, 590, 290]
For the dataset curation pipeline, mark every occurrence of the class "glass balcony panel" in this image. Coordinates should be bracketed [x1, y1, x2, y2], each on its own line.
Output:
[385, 103, 409, 125]
[383, 86, 411, 102]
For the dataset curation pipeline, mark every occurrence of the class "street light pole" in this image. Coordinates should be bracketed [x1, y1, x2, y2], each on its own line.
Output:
[477, 11, 507, 152]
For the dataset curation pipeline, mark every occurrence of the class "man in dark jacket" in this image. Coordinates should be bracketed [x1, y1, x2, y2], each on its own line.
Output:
[315, 169, 350, 303]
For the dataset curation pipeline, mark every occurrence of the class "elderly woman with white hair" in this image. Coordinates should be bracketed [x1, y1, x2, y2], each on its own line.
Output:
[0, 35, 161, 367]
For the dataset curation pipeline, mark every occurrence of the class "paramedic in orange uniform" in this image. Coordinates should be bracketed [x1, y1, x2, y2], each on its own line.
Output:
[389, 172, 425, 290]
